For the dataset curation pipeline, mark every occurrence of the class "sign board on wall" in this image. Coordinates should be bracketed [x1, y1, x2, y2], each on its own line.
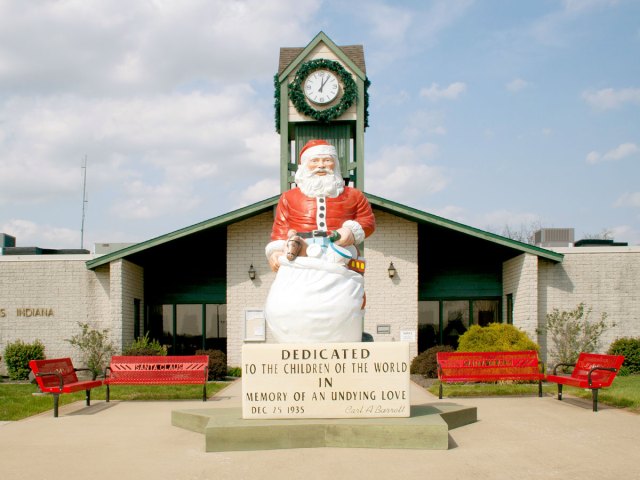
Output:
[244, 309, 265, 342]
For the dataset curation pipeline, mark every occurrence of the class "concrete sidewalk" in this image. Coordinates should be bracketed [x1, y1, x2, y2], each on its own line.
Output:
[1, 380, 638, 480]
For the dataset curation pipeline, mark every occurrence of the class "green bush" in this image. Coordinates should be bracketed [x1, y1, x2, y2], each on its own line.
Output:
[227, 366, 242, 377]
[457, 323, 539, 352]
[608, 337, 640, 374]
[410, 345, 454, 378]
[123, 333, 167, 356]
[4, 339, 45, 380]
[196, 349, 227, 380]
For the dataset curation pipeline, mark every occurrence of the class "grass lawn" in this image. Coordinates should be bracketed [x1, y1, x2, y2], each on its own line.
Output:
[0, 381, 229, 421]
[426, 375, 640, 413]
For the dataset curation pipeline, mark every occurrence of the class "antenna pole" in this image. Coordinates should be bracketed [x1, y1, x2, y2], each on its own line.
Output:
[80, 156, 88, 249]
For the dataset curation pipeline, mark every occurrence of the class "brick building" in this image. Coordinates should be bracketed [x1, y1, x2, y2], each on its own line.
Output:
[1, 195, 638, 372]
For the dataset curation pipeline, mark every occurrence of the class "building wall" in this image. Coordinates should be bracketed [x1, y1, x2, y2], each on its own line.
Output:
[538, 246, 640, 361]
[503, 253, 539, 344]
[0, 255, 109, 373]
[227, 212, 275, 366]
[362, 210, 419, 359]
[117, 259, 144, 350]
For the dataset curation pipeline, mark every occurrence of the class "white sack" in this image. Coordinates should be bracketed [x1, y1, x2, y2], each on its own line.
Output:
[265, 255, 364, 343]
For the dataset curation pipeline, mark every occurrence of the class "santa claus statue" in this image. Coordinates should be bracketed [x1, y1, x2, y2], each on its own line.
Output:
[264, 139, 376, 343]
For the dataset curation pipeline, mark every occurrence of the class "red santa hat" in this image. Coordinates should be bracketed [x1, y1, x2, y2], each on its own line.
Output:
[299, 139, 338, 165]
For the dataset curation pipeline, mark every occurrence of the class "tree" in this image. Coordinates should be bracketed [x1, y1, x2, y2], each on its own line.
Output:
[65, 323, 115, 379]
[543, 303, 614, 367]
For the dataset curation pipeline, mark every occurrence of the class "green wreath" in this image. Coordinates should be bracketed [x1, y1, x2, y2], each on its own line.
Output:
[288, 59, 358, 123]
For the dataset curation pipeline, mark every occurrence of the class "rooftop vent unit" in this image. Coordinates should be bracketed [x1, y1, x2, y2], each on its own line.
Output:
[533, 228, 575, 248]
[1, 233, 16, 248]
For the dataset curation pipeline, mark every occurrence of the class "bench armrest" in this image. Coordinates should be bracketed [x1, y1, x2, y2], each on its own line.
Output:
[36, 371, 64, 391]
[587, 367, 617, 386]
[552, 362, 575, 375]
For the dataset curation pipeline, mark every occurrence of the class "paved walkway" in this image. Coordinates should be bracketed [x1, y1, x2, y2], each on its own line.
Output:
[1, 380, 638, 480]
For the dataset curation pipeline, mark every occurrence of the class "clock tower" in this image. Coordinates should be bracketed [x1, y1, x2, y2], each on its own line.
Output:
[275, 32, 370, 192]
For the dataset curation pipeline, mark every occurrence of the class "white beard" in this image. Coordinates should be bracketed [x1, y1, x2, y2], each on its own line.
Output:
[295, 168, 345, 198]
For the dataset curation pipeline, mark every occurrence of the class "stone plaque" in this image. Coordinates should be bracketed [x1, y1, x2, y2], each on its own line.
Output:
[242, 342, 410, 419]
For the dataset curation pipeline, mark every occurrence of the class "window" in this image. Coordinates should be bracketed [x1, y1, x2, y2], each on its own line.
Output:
[147, 303, 227, 355]
[417, 297, 502, 352]
[506, 294, 513, 325]
[473, 299, 500, 327]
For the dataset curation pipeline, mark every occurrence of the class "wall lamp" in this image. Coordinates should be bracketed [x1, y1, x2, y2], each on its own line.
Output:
[248, 264, 256, 280]
[387, 262, 397, 278]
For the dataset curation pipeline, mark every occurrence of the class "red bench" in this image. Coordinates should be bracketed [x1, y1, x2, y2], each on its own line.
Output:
[29, 358, 103, 418]
[546, 353, 624, 412]
[436, 350, 545, 399]
[104, 355, 209, 402]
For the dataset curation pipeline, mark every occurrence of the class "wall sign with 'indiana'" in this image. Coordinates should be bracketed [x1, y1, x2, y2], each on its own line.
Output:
[242, 342, 410, 419]
[3, 308, 55, 317]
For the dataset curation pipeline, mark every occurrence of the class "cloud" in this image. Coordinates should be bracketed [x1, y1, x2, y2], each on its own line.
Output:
[0, 0, 316, 94]
[358, 0, 473, 69]
[561, 0, 619, 14]
[476, 210, 542, 232]
[420, 82, 467, 101]
[366, 143, 447, 203]
[614, 192, 640, 208]
[402, 110, 448, 139]
[506, 78, 530, 92]
[586, 143, 639, 164]
[1, 219, 79, 249]
[582, 88, 640, 109]
[237, 178, 280, 207]
[0, 89, 278, 208]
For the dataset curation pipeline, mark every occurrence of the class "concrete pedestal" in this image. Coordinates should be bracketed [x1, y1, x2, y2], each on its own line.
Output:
[172, 403, 477, 451]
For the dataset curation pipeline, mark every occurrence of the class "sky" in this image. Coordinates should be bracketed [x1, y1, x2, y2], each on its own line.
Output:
[1, 0, 639, 250]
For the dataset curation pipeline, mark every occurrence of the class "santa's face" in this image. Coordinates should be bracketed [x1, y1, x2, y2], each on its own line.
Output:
[295, 154, 344, 198]
[306, 155, 335, 176]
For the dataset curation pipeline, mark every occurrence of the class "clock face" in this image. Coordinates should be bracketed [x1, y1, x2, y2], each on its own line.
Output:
[303, 69, 340, 105]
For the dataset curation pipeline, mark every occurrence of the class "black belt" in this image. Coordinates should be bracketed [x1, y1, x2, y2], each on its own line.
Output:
[297, 230, 329, 238]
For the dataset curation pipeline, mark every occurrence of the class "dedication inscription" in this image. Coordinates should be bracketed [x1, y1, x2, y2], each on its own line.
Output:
[242, 342, 410, 419]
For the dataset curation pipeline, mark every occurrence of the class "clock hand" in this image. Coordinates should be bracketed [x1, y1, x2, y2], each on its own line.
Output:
[318, 76, 328, 93]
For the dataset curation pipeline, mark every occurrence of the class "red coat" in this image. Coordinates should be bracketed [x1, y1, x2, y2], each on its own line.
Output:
[271, 187, 376, 241]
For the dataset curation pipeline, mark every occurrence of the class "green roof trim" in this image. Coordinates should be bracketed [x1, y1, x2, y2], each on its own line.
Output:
[365, 193, 564, 263]
[278, 31, 366, 83]
[86, 191, 563, 270]
[85, 195, 280, 269]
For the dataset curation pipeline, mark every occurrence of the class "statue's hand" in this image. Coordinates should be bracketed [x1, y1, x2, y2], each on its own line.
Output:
[334, 227, 355, 246]
[268, 251, 282, 272]
[286, 235, 307, 260]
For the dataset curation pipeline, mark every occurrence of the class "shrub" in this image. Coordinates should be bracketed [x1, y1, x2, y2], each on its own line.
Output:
[227, 366, 242, 377]
[543, 303, 614, 367]
[65, 323, 115, 379]
[196, 349, 227, 380]
[457, 323, 539, 352]
[607, 337, 640, 374]
[123, 333, 167, 356]
[4, 339, 45, 380]
[410, 345, 454, 378]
